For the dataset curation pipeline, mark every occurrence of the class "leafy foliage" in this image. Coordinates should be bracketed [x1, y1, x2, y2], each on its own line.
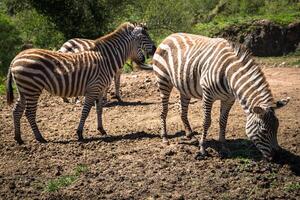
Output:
[0, 12, 22, 75]
[13, 9, 65, 49]
[0, 0, 299, 78]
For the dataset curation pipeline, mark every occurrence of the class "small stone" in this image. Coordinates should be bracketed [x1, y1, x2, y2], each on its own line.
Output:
[9, 182, 16, 190]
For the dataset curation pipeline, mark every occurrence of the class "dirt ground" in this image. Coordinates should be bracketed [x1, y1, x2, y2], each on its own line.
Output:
[0, 67, 299, 199]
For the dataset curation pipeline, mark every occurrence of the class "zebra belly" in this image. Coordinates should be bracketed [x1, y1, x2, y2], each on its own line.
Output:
[173, 76, 203, 99]
[41, 73, 88, 98]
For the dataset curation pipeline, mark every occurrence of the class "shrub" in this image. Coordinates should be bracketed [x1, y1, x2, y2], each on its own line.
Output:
[13, 9, 65, 49]
[0, 12, 22, 75]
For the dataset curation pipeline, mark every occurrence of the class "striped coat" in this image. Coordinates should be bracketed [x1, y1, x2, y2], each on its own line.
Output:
[7, 22, 156, 144]
[152, 33, 289, 160]
[58, 38, 149, 103]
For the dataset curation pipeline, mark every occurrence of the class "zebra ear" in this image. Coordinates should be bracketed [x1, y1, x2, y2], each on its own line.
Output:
[132, 26, 143, 38]
[252, 106, 266, 115]
[273, 97, 290, 109]
[141, 22, 148, 30]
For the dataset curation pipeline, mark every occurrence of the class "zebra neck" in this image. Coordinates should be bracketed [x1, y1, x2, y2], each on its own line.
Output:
[227, 60, 274, 114]
[96, 35, 133, 72]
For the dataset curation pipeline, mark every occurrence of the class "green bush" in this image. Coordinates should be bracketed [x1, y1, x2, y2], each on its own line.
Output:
[143, 0, 194, 40]
[0, 12, 22, 76]
[13, 9, 65, 49]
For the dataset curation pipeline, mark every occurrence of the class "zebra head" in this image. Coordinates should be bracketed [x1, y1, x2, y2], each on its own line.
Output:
[131, 23, 156, 58]
[130, 42, 146, 65]
[246, 97, 290, 161]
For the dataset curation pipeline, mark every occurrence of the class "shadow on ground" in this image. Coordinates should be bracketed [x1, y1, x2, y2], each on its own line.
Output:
[200, 138, 300, 176]
[105, 100, 156, 107]
[53, 132, 300, 176]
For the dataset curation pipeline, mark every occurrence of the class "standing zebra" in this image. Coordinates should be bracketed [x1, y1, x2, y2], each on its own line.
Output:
[59, 37, 152, 103]
[7, 22, 156, 144]
[152, 33, 289, 160]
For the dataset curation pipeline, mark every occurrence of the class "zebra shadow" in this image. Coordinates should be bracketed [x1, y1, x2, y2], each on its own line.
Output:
[104, 100, 156, 107]
[53, 131, 185, 144]
[192, 138, 300, 176]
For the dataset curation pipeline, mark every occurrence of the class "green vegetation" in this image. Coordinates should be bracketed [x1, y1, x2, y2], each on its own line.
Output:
[0, 0, 299, 92]
[46, 175, 77, 192]
[0, 76, 6, 95]
[255, 50, 300, 68]
[237, 157, 252, 171]
[285, 182, 300, 192]
[0, 83, 5, 95]
[123, 61, 134, 73]
[44, 164, 88, 192]
[193, 1, 300, 37]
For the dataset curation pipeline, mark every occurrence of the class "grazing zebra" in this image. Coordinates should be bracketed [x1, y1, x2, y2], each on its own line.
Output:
[59, 37, 152, 103]
[152, 33, 289, 160]
[7, 22, 156, 144]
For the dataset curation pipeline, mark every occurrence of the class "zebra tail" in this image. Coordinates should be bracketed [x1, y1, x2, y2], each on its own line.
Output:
[139, 63, 153, 70]
[6, 68, 14, 105]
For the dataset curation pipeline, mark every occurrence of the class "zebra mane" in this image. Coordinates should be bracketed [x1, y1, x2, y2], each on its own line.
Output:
[229, 41, 253, 66]
[94, 22, 134, 44]
[229, 41, 274, 106]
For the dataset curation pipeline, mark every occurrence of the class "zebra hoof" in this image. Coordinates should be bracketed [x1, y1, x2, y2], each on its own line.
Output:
[196, 147, 208, 158]
[63, 98, 70, 103]
[162, 137, 169, 145]
[77, 130, 84, 141]
[112, 95, 122, 102]
[98, 127, 107, 135]
[15, 137, 24, 145]
[78, 136, 84, 142]
[116, 97, 122, 102]
[195, 152, 208, 160]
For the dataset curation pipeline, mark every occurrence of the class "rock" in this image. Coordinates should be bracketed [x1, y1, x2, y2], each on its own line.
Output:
[217, 20, 300, 56]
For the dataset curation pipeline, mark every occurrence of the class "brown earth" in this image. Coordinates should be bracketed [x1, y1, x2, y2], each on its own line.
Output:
[0, 67, 299, 199]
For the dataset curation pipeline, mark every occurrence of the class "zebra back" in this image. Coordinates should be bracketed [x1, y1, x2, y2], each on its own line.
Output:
[58, 38, 95, 53]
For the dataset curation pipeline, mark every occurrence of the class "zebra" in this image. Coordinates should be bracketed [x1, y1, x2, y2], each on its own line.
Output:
[58, 37, 153, 103]
[152, 33, 289, 161]
[6, 22, 156, 144]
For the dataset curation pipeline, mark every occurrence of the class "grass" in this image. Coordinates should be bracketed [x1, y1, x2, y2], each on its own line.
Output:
[255, 50, 300, 68]
[0, 83, 5, 95]
[0, 76, 6, 95]
[237, 157, 252, 171]
[285, 182, 300, 192]
[46, 175, 77, 192]
[192, 2, 300, 37]
[44, 164, 88, 192]
[123, 61, 134, 73]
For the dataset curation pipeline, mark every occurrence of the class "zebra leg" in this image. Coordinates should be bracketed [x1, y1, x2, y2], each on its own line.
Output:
[159, 85, 172, 144]
[62, 97, 70, 103]
[218, 99, 235, 158]
[103, 87, 108, 104]
[12, 95, 26, 144]
[76, 96, 95, 141]
[75, 97, 81, 104]
[179, 94, 193, 139]
[114, 70, 122, 102]
[96, 94, 107, 135]
[24, 95, 47, 143]
[199, 96, 213, 156]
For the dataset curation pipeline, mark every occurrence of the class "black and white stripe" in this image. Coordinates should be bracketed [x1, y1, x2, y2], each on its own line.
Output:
[58, 37, 148, 103]
[152, 33, 289, 160]
[7, 22, 156, 144]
